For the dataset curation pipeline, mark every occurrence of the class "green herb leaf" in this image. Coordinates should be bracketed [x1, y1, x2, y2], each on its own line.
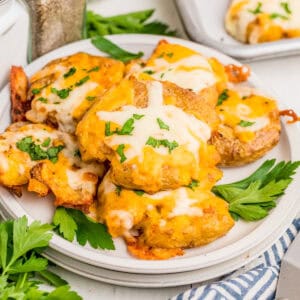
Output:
[8, 254, 48, 274]
[281, 2, 292, 14]
[217, 89, 229, 106]
[46, 285, 82, 299]
[115, 185, 122, 196]
[41, 138, 51, 147]
[116, 144, 127, 163]
[186, 179, 199, 191]
[86, 96, 96, 101]
[248, 2, 263, 14]
[212, 160, 300, 221]
[157, 118, 170, 130]
[38, 269, 68, 287]
[53, 208, 115, 250]
[51, 87, 71, 99]
[270, 13, 289, 20]
[134, 190, 145, 196]
[92, 36, 144, 63]
[63, 67, 77, 78]
[146, 137, 178, 153]
[105, 122, 113, 136]
[238, 120, 255, 127]
[143, 70, 155, 75]
[117, 118, 135, 135]
[133, 114, 144, 120]
[31, 88, 41, 95]
[75, 76, 90, 87]
[37, 97, 48, 103]
[53, 207, 77, 242]
[87, 66, 100, 73]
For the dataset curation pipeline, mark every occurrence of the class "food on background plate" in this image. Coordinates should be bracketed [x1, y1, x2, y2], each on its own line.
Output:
[25, 52, 124, 133]
[225, 0, 300, 44]
[2, 37, 298, 260]
[76, 77, 221, 193]
[0, 122, 104, 211]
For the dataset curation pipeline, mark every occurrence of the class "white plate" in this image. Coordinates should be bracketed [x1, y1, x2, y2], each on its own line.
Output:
[175, 0, 300, 61]
[0, 34, 300, 275]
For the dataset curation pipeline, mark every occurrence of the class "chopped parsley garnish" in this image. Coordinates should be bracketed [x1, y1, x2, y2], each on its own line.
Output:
[74, 149, 81, 158]
[166, 52, 174, 58]
[115, 185, 122, 196]
[51, 87, 71, 99]
[143, 70, 155, 75]
[239, 120, 255, 127]
[32, 88, 42, 95]
[186, 179, 199, 191]
[157, 118, 170, 130]
[280, 2, 292, 14]
[146, 136, 178, 153]
[269, 13, 288, 20]
[248, 2, 262, 14]
[117, 118, 135, 135]
[160, 73, 165, 79]
[134, 190, 145, 196]
[86, 96, 96, 101]
[41, 137, 51, 147]
[105, 122, 113, 136]
[87, 66, 100, 73]
[116, 144, 127, 163]
[217, 89, 229, 106]
[63, 67, 77, 78]
[16, 136, 64, 163]
[133, 114, 144, 120]
[37, 97, 48, 103]
[75, 76, 90, 87]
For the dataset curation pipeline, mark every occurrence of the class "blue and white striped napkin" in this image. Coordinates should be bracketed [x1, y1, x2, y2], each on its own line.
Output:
[172, 218, 300, 300]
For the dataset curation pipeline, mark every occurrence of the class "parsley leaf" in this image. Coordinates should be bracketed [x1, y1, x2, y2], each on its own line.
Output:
[63, 67, 77, 78]
[86, 96, 96, 101]
[248, 2, 263, 14]
[75, 76, 90, 87]
[238, 120, 255, 127]
[133, 114, 144, 120]
[53, 207, 115, 250]
[270, 13, 288, 20]
[217, 89, 229, 106]
[105, 122, 113, 136]
[146, 136, 178, 153]
[37, 97, 48, 103]
[41, 138, 51, 147]
[134, 190, 145, 196]
[143, 70, 155, 75]
[116, 144, 127, 163]
[281, 2, 292, 14]
[212, 160, 300, 221]
[87, 66, 100, 73]
[16, 136, 64, 163]
[51, 87, 71, 99]
[92, 36, 144, 63]
[115, 185, 122, 196]
[117, 118, 135, 135]
[157, 118, 170, 130]
[186, 179, 199, 191]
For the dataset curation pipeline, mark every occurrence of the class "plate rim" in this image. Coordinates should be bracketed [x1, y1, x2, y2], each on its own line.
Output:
[0, 34, 300, 274]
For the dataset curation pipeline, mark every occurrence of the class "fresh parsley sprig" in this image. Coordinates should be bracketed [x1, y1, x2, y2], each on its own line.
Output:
[212, 160, 300, 221]
[53, 207, 115, 250]
[0, 216, 81, 299]
[92, 36, 144, 63]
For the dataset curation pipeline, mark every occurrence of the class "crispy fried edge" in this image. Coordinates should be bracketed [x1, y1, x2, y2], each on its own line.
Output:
[10, 66, 30, 122]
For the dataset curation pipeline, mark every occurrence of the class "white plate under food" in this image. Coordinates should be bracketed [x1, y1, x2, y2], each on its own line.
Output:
[175, 0, 300, 61]
[0, 34, 299, 275]
[0, 203, 292, 288]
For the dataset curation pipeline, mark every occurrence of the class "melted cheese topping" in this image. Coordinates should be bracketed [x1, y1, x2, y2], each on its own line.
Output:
[97, 81, 211, 163]
[226, 0, 300, 43]
[217, 89, 277, 142]
[139, 56, 216, 93]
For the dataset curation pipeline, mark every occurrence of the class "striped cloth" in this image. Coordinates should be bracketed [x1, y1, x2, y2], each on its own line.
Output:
[172, 218, 300, 300]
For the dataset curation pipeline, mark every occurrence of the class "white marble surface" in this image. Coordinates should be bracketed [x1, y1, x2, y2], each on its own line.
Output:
[0, 0, 299, 299]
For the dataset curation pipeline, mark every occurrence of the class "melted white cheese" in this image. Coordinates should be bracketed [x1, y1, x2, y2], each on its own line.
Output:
[141, 55, 216, 93]
[97, 81, 211, 163]
[227, 0, 300, 43]
[108, 210, 134, 232]
[26, 74, 98, 133]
